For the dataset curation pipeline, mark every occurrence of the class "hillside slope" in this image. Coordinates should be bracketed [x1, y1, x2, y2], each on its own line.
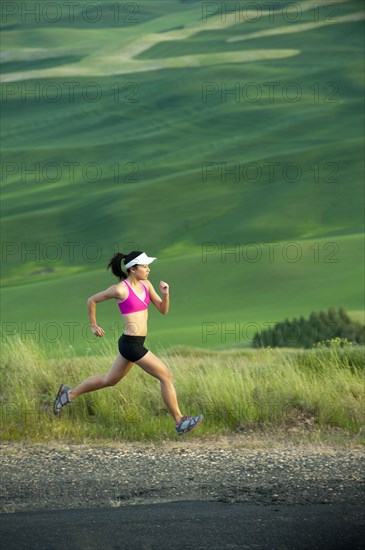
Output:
[1, 0, 364, 353]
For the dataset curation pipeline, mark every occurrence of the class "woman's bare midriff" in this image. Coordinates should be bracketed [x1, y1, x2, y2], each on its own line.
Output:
[120, 309, 148, 336]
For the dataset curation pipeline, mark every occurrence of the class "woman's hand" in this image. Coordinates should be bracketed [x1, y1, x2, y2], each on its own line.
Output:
[90, 324, 105, 337]
[159, 281, 169, 295]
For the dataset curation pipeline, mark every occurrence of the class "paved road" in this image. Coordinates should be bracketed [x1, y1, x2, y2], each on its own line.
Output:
[1, 501, 364, 550]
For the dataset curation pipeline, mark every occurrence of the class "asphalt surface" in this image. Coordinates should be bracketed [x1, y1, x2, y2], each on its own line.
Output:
[1, 501, 364, 550]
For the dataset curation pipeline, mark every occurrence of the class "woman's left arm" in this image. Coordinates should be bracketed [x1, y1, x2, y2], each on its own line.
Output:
[147, 280, 169, 315]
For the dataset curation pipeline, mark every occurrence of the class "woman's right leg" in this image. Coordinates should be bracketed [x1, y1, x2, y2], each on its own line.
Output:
[69, 354, 133, 399]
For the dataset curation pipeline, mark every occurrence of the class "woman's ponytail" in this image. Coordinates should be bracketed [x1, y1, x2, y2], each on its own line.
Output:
[107, 252, 127, 280]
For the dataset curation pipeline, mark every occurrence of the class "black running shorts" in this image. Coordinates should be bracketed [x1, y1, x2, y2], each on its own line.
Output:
[118, 334, 149, 362]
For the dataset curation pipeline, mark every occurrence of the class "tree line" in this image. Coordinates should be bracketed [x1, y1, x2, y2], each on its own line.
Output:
[252, 307, 365, 348]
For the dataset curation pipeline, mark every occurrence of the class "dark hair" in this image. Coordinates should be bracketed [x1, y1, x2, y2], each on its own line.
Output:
[107, 251, 143, 281]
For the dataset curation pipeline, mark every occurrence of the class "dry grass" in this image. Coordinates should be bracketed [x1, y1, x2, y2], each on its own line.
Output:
[1, 338, 364, 443]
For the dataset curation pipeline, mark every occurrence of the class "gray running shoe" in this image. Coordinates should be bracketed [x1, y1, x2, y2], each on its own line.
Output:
[175, 414, 204, 436]
[53, 384, 71, 415]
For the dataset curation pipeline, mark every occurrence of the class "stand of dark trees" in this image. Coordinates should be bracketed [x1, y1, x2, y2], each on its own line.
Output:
[252, 307, 365, 348]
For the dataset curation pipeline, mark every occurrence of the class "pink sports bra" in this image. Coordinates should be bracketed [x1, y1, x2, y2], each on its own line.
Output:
[117, 280, 150, 315]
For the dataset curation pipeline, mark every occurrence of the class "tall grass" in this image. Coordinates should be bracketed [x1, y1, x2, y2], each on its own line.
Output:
[1, 338, 364, 443]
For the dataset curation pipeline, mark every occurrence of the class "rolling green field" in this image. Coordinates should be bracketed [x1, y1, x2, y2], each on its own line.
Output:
[1, 0, 364, 355]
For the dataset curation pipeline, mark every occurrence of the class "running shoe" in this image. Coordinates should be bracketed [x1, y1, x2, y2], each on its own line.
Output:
[175, 414, 204, 436]
[53, 384, 71, 415]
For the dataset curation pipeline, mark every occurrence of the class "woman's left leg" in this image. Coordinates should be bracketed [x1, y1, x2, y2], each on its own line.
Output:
[135, 351, 183, 424]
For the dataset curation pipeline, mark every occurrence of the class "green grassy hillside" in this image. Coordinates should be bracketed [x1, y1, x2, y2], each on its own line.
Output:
[1, 0, 364, 355]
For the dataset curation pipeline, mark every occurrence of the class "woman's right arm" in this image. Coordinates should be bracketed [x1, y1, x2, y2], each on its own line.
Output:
[87, 284, 125, 336]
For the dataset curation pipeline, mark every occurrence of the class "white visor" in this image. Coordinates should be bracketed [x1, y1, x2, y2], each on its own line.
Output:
[125, 252, 157, 269]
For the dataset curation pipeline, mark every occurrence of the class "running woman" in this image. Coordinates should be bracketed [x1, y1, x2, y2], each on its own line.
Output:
[53, 251, 204, 436]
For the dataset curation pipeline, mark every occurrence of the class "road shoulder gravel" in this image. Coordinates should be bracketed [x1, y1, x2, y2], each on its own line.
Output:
[1, 438, 364, 513]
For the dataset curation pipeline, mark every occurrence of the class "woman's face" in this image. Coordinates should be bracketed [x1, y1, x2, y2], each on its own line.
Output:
[133, 264, 150, 279]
